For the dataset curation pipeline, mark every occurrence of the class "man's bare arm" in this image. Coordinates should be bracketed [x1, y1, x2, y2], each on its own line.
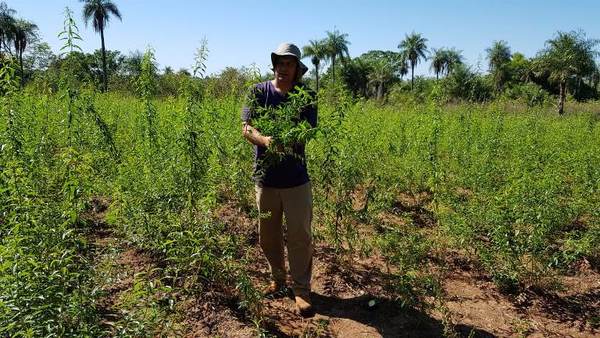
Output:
[242, 122, 272, 148]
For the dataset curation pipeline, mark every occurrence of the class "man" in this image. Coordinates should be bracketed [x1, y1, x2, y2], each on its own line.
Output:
[241, 42, 317, 317]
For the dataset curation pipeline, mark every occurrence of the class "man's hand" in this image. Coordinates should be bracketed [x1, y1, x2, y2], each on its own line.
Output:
[264, 136, 273, 148]
[242, 122, 271, 148]
[242, 123, 287, 153]
[268, 138, 287, 153]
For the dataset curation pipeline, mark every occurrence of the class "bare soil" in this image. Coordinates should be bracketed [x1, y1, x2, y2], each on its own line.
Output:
[203, 202, 600, 338]
[83, 197, 170, 334]
[84, 198, 600, 337]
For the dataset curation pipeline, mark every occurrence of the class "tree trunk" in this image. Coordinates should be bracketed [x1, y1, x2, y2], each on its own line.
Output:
[558, 81, 566, 115]
[100, 28, 108, 92]
[18, 50, 24, 87]
[332, 55, 336, 87]
[1, 40, 13, 56]
[315, 63, 319, 94]
[411, 62, 415, 90]
[377, 81, 383, 100]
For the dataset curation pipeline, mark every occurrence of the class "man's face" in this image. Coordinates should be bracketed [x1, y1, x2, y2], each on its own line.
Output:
[274, 56, 298, 84]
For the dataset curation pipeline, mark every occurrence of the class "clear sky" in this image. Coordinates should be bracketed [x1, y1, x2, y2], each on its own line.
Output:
[7, 0, 600, 77]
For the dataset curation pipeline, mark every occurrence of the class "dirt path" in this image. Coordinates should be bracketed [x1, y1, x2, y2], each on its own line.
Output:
[84, 198, 184, 336]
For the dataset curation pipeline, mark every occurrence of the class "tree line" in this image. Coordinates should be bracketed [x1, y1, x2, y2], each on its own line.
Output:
[2, 1, 599, 114]
[1, 0, 122, 90]
[303, 29, 599, 114]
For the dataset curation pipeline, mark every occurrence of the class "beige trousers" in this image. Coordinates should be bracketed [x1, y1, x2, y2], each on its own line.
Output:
[255, 182, 313, 294]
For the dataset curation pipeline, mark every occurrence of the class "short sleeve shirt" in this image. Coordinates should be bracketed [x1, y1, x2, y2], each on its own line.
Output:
[242, 81, 317, 188]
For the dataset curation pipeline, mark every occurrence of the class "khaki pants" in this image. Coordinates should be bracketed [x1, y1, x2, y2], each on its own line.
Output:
[255, 182, 313, 294]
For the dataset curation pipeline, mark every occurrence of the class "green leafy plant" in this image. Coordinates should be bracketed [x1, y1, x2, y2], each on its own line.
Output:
[249, 86, 317, 169]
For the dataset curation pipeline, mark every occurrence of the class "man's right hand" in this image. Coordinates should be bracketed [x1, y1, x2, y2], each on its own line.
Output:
[243, 122, 272, 148]
[264, 136, 273, 148]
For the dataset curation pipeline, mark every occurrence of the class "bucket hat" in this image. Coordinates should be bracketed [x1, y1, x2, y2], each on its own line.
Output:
[271, 42, 309, 78]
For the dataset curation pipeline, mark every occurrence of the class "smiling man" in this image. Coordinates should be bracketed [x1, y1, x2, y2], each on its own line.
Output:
[241, 42, 317, 317]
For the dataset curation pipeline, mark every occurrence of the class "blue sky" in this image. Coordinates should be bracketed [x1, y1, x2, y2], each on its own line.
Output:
[8, 0, 600, 77]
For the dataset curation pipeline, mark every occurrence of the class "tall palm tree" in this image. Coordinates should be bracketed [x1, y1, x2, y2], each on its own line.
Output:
[534, 31, 598, 115]
[486, 40, 511, 70]
[325, 29, 350, 86]
[0, 2, 16, 56]
[368, 59, 393, 100]
[398, 31, 428, 90]
[486, 40, 511, 91]
[444, 48, 463, 76]
[13, 19, 37, 86]
[81, 0, 122, 92]
[590, 62, 600, 92]
[430, 48, 445, 80]
[398, 56, 409, 80]
[302, 39, 327, 93]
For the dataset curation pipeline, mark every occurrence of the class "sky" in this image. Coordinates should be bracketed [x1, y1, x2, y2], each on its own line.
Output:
[7, 0, 600, 77]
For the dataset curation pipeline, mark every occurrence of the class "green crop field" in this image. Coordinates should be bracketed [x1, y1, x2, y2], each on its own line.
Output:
[2, 1, 600, 337]
[2, 72, 599, 335]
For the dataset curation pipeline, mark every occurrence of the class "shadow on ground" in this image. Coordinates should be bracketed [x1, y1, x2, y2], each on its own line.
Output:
[535, 287, 600, 331]
[307, 293, 496, 338]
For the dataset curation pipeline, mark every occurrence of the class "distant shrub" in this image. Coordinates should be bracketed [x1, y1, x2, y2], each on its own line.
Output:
[440, 64, 493, 103]
[503, 82, 550, 107]
[387, 78, 437, 106]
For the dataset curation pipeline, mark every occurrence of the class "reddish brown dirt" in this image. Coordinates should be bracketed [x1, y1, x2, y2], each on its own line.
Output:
[84, 198, 600, 337]
[180, 293, 256, 338]
[205, 204, 477, 337]
[251, 245, 479, 338]
[83, 197, 162, 332]
[439, 251, 600, 337]
[199, 203, 600, 338]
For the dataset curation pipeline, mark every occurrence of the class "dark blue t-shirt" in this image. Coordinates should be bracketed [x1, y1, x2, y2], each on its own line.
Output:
[242, 81, 317, 188]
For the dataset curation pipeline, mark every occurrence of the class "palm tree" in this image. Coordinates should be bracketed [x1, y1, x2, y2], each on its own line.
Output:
[0, 2, 16, 56]
[324, 29, 350, 86]
[534, 31, 598, 115]
[590, 62, 600, 92]
[444, 48, 463, 76]
[302, 39, 327, 93]
[486, 40, 511, 91]
[431, 48, 463, 79]
[430, 48, 445, 80]
[368, 59, 393, 100]
[398, 31, 428, 90]
[398, 56, 409, 80]
[13, 19, 37, 86]
[510, 52, 534, 82]
[340, 57, 371, 97]
[81, 0, 122, 92]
